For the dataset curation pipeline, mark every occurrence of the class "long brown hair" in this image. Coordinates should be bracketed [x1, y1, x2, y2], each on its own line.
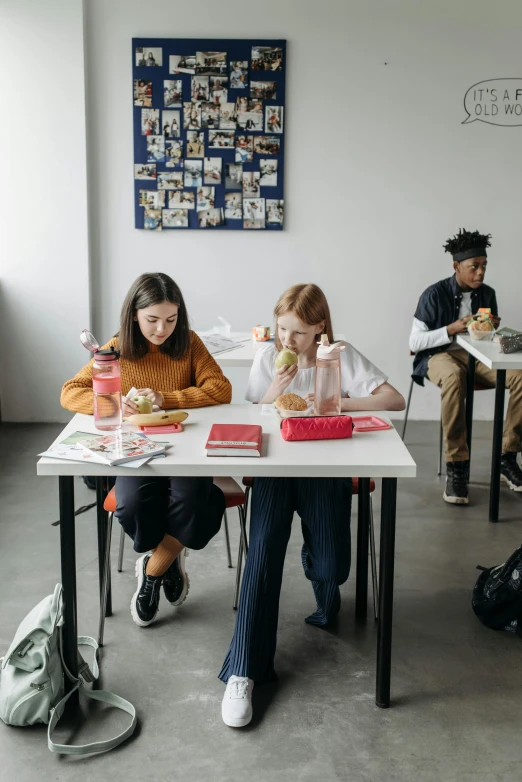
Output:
[118, 273, 190, 360]
[273, 284, 334, 351]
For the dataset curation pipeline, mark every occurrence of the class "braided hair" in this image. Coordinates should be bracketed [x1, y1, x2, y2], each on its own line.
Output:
[443, 228, 491, 262]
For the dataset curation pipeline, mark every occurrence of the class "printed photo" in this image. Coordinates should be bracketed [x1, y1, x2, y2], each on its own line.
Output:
[134, 79, 153, 107]
[139, 190, 165, 209]
[225, 163, 243, 189]
[230, 61, 248, 88]
[136, 47, 162, 67]
[201, 102, 220, 129]
[198, 208, 225, 227]
[250, 81, 277, 101]
[267, 199, 284, 225]
[144, 208, 162, 230]
[183, 102, 202, 130]
[191, 75, 209, 101]
[243, 171, 260, 196]
[165, 139, 183, 167]
[208, 130, 235, 148]
[197, 187, 216, 211]
[134, 163, 157, 180]
[210, 76, 228, 104]
[248, 98, 264, 115]
[260, 158, 278, 186]
[141, 109, 160, 135]
[204, 157, 222, 184]
[186, 130, 205, 157]
[235, 96, 248, 115]
[243, 197, 265, 221]
[184, 159, 203, 187]
[265, 105, 283, 133]
[251, 46, 283, 71]
[168, 190, 195, 209]
[157, 171, 183, 190]
[163, 209, 189, 228]
[196, 51, 227, 76]
[224, 192, 242, 219]
[162, 110, 181, 138]
[236, 111, 263, 131]
[147, 135, 165, 162]
[235, 134, 254, 163]
[219, 103, 236, 129]
[170, 54, 196, 74]
[164, 79, 182, 107]
[254, 135, 280, 155]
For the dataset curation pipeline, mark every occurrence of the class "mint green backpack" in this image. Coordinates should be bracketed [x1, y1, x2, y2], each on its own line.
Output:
[0, 584, 136, 755]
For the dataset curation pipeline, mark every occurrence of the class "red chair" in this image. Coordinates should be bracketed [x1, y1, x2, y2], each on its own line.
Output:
[238, 477, 379, 620]
[98, 478, 248, 646]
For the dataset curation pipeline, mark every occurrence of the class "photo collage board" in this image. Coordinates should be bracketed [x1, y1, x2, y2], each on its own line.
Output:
[133, 38, 286, 230]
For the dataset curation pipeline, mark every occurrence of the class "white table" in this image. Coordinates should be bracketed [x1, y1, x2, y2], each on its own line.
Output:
[200, 332, 346, 368]
[37, 405, 416, 709]
[457, 334, 522, 521]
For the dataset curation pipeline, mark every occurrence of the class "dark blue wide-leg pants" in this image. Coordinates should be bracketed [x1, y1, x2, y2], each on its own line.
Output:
[219, 477, 352, 685]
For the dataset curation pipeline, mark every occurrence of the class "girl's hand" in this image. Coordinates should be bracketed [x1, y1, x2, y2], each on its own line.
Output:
[122, 396, 139, 418]
[267, 363, 298, 400]
[304, 393, 314, 408]
[136, 388, 164, 408]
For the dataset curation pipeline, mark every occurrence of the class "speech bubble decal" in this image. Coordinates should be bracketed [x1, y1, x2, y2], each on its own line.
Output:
[463, 78, 522, 126]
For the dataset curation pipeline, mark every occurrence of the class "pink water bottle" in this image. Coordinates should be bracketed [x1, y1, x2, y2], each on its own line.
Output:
[314, 335, 345, 416]
[81, 330, 122, 431]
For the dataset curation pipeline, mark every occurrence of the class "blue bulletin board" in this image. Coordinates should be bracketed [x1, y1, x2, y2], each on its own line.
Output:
[132, 38, 286, 230]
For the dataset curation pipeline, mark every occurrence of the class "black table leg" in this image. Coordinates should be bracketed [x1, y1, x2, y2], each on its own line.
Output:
[376, 477, 397, 708]
[96, 477, 111, 616]
[59, 476, 79, 705]
[355, 478, 370, 621]
[489, 369, 506, 523]
[466, 354, 476, 467]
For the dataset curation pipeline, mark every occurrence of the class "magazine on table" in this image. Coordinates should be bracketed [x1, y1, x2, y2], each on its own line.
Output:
[39, 431, 165, 468]
[77, 431, 166, 466]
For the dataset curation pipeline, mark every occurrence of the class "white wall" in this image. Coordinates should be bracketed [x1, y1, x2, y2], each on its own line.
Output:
[83, 0, 522, 420]
[0, 0, 90, 422]
[2, 0, 522, 421]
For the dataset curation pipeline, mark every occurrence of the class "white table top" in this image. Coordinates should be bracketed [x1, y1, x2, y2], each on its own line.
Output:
[456, 335, 522, 370]
[37, 406, 416, 479]
[199, 332, 346, 367]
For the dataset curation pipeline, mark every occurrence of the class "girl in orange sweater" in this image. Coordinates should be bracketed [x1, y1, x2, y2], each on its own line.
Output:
[61, 272, 232, 628]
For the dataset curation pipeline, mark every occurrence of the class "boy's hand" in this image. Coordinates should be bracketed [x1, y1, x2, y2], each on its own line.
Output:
[491, 315, 501, 328]
[447, 317, 472, 336]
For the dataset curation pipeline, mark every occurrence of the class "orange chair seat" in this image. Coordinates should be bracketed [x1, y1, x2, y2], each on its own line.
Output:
[104, 478, 246, 514]
[242, 477, 375, 493]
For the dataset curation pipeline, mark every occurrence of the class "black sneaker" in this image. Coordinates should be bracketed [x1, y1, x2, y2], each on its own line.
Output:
[443, 462, 469, 505]
[130, 554, 162, 627]
[501, 452, 522, 492]
[162, 548, 190, 606]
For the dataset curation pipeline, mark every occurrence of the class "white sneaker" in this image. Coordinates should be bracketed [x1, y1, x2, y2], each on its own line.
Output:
[221, 676, 254, 728]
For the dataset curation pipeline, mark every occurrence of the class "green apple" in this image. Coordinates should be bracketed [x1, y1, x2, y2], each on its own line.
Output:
[275, 348, 298, 369]
[132, 395, 153, 414]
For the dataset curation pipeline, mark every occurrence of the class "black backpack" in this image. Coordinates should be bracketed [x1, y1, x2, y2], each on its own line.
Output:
[472, 545, 522, 635]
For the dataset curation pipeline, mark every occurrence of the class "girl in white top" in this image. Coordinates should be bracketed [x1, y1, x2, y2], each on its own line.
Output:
[219, 283, 404, 729]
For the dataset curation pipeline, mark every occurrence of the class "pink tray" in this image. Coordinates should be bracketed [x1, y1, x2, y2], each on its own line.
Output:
[138, 423, 183, 434]
[352, 416, 391, 432]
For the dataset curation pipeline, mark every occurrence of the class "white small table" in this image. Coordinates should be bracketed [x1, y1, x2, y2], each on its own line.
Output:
[37, 406, 415, 709]
[457, 334, 522, 521]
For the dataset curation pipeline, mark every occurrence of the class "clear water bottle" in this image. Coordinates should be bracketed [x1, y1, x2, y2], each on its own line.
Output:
[314, 336, 345, 416]
[81, 330, 122, 431]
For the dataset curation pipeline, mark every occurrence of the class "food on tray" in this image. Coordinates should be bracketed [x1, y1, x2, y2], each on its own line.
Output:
[469, 319, 494, 332]
[275, 393, 308, 411]
[467, 310, 495, 340]
[127, 410, 189, 426]
[274, 348, 298, 369]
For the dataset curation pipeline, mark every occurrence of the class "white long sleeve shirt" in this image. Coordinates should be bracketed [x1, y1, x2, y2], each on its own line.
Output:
[409, 291, 472, 353]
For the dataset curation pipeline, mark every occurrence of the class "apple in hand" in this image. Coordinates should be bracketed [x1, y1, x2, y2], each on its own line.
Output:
[132, 396, 154, 414]
[275, 348, 298, 369]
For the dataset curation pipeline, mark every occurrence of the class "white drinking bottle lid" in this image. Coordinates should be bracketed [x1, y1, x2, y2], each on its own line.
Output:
[80, 329, 100, 353]
[317, 334, 345, 359]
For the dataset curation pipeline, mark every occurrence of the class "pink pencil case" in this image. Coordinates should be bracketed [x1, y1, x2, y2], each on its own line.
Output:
[280, 416, 353, 441]
[138, 423, 183, 434]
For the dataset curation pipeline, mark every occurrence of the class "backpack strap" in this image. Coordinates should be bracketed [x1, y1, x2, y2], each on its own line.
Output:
[48, 632, 137, 755]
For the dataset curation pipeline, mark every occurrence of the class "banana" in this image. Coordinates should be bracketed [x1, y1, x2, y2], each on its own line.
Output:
[127, 410, 189, 426]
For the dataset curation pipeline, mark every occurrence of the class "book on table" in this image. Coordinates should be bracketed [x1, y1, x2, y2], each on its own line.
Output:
[205, 423, 262, 457]
[77, 431, 166, 466]
[493, 327, 522, 342]
[39, 431, 166, 468]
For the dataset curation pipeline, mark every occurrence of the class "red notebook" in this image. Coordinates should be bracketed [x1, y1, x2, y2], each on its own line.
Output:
[206, 423, 262, 457]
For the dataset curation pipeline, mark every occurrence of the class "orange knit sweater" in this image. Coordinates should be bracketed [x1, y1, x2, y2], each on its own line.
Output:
[60, 331, 232, 414]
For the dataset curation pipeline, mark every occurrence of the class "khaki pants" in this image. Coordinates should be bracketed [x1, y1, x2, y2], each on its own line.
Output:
[427, 348, 522, 463]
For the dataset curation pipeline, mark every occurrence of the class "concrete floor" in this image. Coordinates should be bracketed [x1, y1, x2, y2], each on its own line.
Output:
[1, 421, 522, 781]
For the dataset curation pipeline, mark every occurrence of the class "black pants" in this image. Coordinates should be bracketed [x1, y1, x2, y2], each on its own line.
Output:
[115, 476, 225, 553]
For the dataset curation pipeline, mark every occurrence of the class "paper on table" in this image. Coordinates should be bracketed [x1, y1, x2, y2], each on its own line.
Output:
[199, 335, 243, 355]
